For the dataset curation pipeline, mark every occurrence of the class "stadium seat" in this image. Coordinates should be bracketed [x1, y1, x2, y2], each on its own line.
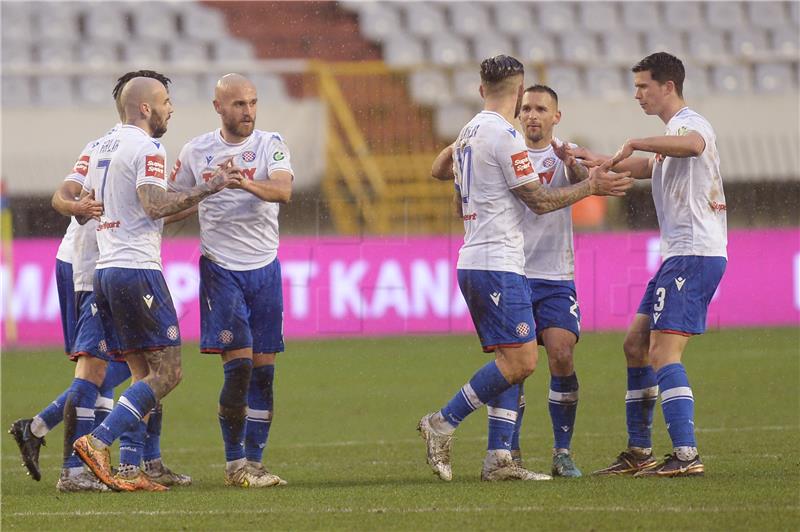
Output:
[516, 33, 558, 63]
[644, 29, 686, 56]
[428, 34, 470, 66]
[383, 35, 426, 67]
[663, 2, 705, 30]
[120, 41, 164, 65]
[358, 3, 402, 43]
[687, 30, 727, 63]
[211, 38, 256, 63]
[537, 3, 576, 33]
[585, 66, 627, 99]
[472, 33, 515, 63]
[164, 40, 210, 67]
[754, 62, 794, 93]
[409, 69, 451, 106]
[403, 3, 447, 39]
[622, 3, 661, 29]
[730, 29, 770, 59]
[34, 75, 75, 106]
[179, 4, 229, 42]
[544, 65, 583, 98]
[83, 4, 130, 43]
[559, 32, 600, 63]
[1, 3, 33, 45]
[77, 74, 117, 105]
[682, 63, 711, 97]
[711, 64, 752, 93]
[771, 26, 800, 58]
[246, 72, 290, 101]
[706, 2, 746, 30]
[2, 42, 33, 68]
[601, 33, 643, 65]
[746, 1, 787, 30]
[447, 2, 491, 38]
[792, 0, 800, 25]
[130, 5, 178, 42]
[578, 2, 620, 30]
[451, 66, 483, 104]
[2, 75, 33, 107]
[435, 101, 476, 139]
[167, 74, 203, 104]
[33, 3, 81, 43]
[77, 42, 120, 69]
[36, 40, 75, 68]
[491, 2, 534, 37]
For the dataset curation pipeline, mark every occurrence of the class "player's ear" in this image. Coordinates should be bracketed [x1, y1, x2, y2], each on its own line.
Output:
[554, 109, 562, 126]
[479, 84, 485, 99]
[212, 99, 222, 114]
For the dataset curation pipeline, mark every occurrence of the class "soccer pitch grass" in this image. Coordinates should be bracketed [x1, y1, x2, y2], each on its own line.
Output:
[2, 328, 798, 531]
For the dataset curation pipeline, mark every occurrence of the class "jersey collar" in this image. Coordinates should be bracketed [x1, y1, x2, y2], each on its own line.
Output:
[216, 128, 253, 147]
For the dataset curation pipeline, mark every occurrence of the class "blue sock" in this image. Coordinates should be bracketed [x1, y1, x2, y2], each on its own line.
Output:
[511, 384, 525, 452]
[487, 384, 519, 451]
[549, 373, 579, 450]
[245, 364, 274, 463]
[657, 363, 697, 448]
[36, 390, 69, 431]
[94, 361, 130, 429]
[62, 378, 99, 469]
[119, 420, 147, 468]
[143, 403, 163, 462]
[440, 361, 512, 428]
[625, 366, 658, 449]
[219, 358, 253, 462]
[92, 381, 157, 447]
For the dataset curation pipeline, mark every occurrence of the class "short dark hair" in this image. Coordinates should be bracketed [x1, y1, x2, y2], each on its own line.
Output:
[632, 52, 685, 98]
[112, 70, 172, 101]
[524, 84, 558, 104]
[480, 55, 525, 84]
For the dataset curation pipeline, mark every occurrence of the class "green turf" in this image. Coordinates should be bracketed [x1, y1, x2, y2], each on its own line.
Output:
[2, 328, 799, 530]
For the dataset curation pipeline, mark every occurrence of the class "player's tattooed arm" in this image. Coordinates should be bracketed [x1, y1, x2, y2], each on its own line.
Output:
[432, 143, 455, 181]
[513, 159, 633, 214]
[163, 205, 198, 225]
[53, 180, 103, 221]
[138, 161, 241, 219]
[551, 140, 589, 184]
[227, 169, 292, 203]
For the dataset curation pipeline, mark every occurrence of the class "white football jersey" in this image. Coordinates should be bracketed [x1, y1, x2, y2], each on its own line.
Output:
[522, 139, 576, 280]
[454, 111, 539, 274]
[651, 107, 727, 259]
[169, 128, 293, 271]
[83, 125, 168, 270]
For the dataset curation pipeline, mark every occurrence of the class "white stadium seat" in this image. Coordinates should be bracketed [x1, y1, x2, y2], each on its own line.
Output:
[516, 33, 558, 63]
[403, 3, 447, 39]
[544, 65, 583, 98]
[358, 3, 402, 42]
[711, 64, 753, 93]
[644, 29, 686, 56]
[754, 62, 794, 93]
[601, 33, 643, 65]
[2, 3, 34, 44]
[35, 75, 75, 106]
[2, 75, 33, 107]
[687, 30, 727, 63]
[682, 63, 711, 97]
[77, 74, 117, 105]
[471, 33, 515, 63]
[83, 4, 130, 43]
[120, 41, 164, 65]
[746, 1, 787, 30]
[706, 2, 746, 30]
[2, 42, 33, 68]
[36, 40, 75, 68]
[579, 2, 620, 30]
[167, 74, 203, 104]
[409, 69, 451, 106]
[537, 3, 576, 33]
[559, 32, 600, 63]
[447, 2, 492, 38]
[180, 4, 229, 42]
[451, 66, 483, 104]
[383, 35, 426, 67]
[663, 2, 705, 30]
[211, 38, 256, 63]
[34, 3, 81, 43]
[130, 5, 178, 42]
[428, 34, 470, 66]
[246, 73, 290, 101]
[730, 30, 770, 59]
[622, 3, 661, 30]
[585, 65, 627, 98]
[164, 40, 210, 67]
[76, 42, 120, 69]
[435, 102, 476, 139]
[771, 27, 800, 57]
[491, 2, 534, 37]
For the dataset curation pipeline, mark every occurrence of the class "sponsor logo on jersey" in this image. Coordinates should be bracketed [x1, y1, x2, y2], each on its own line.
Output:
[206, 155, 214, 165]
[96, 220, 121, 232]
[73, 155, 90, 176]
[490, 292, 501, 306]
[653, 312, 661, 324]
[242, 150, 256, 162]
[241, 167, 257, 180]
[169, 159, 182, 181]
[462, 212, 477, 221]
[272, 151, 285, 162]
[677, 126, 690, 136]
[511, 151, 534, 178]
[709, 200, 727, 213]
[675, 277, 686, 291]
[539, 171, 555, 184]
[144, 155, 165, 179]
[506, 127, 517, 138]
[143, 294, 154, 308]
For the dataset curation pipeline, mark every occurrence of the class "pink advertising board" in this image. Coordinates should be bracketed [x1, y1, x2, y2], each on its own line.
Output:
[2, 229, 798, 348]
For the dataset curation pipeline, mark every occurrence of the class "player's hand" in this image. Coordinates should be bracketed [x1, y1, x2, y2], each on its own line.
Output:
[73, 189, 104, 220]
[588, 160, 634, 197]
[570, 146, 605, 168]
[611, 140, 636, 166]
[551, 139, 578, 168]
[206, 157, 243, 192]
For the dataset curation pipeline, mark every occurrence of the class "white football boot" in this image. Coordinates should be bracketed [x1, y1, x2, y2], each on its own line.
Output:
[417, 413, 454, 481]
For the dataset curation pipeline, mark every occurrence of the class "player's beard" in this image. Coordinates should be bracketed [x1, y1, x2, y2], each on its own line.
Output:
[150, 110, 169, 139]
[224, 115, 255, 138]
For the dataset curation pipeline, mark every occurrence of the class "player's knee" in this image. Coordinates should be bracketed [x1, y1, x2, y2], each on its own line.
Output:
[547, 345, 574, 373]
[623, 335, 648, 365]
[510, 351, 538, 382]
[219, 359, 252, 409]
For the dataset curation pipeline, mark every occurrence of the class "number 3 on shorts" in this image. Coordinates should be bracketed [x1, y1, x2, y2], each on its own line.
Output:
[653, 287, 666, 312]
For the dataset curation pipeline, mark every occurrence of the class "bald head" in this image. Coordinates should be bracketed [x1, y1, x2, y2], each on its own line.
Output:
[214, 73, 258, 142]
[120, 76, 172, 138]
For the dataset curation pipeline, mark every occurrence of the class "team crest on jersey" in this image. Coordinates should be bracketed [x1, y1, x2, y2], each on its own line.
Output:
[542, 157, 556, 168]
[98, 340, 108, 353]
[515, 322, 530, 337]
[167, 325, 180, 341]
[510, 151, 534, 178]
[145, 155, 165, 179]
[219, 330, 233, 345]
[242, 151, 256, 163]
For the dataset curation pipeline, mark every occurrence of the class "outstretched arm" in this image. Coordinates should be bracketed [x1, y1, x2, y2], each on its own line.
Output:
[572, 146, 653, 180]
[432, 144, 455, 181]
[614, 133, 706, 162]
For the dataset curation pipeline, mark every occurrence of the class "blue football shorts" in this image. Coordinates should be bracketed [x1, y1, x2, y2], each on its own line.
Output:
[56, 259, 77, 356]
[199, 255, 285, 355]
[637, 255, 727, 335]
[528, 278, 581, 342]
[94, 267, 182, 355]
[457, 268, 536, 353]
[71, 290, 120, 362]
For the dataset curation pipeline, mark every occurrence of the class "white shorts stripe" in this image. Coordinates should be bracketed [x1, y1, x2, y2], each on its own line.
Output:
[486, 407, 517, 423]
[75, 407, 95, 419]
[245, 408, 273, 421]
[625, 386, 659, 401]
[94, 397, 114, 411]
[660, 386, 694, 402]
[461, 383, 483, 410]
[117, 396, 142, 420]
[548, 390, 578, 403]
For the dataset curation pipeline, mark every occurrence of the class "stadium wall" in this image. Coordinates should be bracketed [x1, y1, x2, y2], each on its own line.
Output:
[2, 228, 798, 348]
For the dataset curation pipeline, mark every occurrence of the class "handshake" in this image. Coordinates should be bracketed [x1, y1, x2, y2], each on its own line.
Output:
[206, 157, 249, 193]
[551, 140, 636, 197]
